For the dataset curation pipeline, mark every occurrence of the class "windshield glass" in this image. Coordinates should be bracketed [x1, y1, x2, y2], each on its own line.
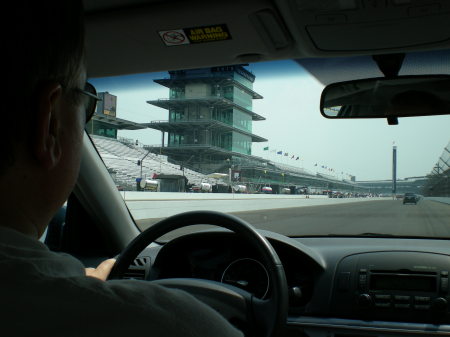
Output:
[89, 54, 450, 239]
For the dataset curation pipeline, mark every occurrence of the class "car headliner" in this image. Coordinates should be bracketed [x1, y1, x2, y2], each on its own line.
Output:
[83, 0, 450, 79]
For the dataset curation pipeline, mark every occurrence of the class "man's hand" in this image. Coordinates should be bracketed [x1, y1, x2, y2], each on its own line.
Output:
[85, 258, 116, 281]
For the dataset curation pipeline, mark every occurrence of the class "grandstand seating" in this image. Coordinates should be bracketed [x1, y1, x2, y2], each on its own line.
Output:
[91, 135, 216, 189]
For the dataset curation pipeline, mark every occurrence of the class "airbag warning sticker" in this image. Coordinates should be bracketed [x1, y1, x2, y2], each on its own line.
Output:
[159, 24, 231, 46]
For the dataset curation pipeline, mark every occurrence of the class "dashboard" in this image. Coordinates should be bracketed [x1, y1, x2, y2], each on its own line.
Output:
[136, 230, 450, 336]
[149, 231, 322, 312]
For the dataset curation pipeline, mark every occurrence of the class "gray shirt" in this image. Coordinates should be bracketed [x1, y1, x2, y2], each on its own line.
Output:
[0, 226, 243, 337]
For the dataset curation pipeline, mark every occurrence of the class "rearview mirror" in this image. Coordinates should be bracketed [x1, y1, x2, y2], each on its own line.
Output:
[320, 75, 450, 120]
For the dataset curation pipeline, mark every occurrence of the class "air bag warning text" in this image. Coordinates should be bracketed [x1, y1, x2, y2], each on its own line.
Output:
[186, 24, 231, 43]
[159, 24, 231, 46]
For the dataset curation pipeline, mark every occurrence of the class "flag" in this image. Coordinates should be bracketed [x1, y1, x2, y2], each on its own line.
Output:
[263, 146, 269, 151]
[277, 151, 282, 155]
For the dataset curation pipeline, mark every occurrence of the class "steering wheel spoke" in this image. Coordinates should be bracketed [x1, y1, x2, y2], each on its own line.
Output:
[152, 278, 250, 322]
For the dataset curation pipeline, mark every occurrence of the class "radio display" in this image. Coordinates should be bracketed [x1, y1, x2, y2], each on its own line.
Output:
[370, 274, 436, 292]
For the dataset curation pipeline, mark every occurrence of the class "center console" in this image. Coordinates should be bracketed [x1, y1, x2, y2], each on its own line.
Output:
[331, 251, 450, 323]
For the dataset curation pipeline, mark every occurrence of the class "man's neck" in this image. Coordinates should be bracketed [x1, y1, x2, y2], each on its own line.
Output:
[0, 175, 41, 239]
[0, 212, 40, 239]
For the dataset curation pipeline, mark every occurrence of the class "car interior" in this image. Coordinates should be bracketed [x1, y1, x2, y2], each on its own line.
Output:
[41, 0, 450, 336]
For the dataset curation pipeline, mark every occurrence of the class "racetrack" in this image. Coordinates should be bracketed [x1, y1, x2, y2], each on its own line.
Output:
[130, 197, 450, 240]
[231, 199, 450, 238]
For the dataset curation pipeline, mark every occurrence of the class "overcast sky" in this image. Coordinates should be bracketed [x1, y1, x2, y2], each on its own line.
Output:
[91, 60, 449, 181]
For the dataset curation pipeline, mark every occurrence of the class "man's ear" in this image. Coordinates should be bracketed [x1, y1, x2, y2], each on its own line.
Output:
[33, 83, 63, 170]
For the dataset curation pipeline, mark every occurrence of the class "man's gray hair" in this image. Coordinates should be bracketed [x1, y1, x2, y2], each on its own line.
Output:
[2, 0, 85, 174]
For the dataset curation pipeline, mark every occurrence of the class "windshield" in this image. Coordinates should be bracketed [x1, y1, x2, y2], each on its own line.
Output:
[89, 54, 450, 239]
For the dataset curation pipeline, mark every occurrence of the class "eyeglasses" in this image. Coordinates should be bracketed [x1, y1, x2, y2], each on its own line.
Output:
[76, 82, 100, 123]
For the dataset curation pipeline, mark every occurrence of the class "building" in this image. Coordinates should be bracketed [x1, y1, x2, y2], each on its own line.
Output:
[83, 73, 369, 194]
[86, 91, 147, 139]
[145, 65, 267, 173]
[143, 65, 369, 194]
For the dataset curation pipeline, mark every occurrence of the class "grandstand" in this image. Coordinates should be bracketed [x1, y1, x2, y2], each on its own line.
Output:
[423, 141, 450, 197]
[357, 177, 427, 195]
[91, 135, 365, 194]
[91, 135, 217, 190]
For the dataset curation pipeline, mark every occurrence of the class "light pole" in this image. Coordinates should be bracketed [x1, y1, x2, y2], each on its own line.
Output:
[392, 145, 397, 199]
[139, 150, 152, 181]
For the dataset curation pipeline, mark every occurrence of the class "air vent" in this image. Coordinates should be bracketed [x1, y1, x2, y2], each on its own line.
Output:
[123, 256, 151, 280]
[133, 256, 151, 267]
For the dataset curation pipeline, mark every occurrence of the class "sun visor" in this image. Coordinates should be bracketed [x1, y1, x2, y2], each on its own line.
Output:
[307, 14, 450, 51]
[277, 0, 450, 56]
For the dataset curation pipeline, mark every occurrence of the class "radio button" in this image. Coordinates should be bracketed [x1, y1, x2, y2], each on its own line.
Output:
[374, 294, 391, 300]
[440, 278, 448, 292]
[359, 274, 367, 290]
[414, 296, 431, 303]
[394, 295, 410, 302]
[394, 303, 411, 309]
[375, 302, 391, 308]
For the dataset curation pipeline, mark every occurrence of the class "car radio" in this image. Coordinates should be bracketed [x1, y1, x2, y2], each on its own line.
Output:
[331, 251, 450, 323]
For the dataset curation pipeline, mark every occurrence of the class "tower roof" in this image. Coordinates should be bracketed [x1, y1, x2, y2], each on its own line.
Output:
[154, 77, 263, 99]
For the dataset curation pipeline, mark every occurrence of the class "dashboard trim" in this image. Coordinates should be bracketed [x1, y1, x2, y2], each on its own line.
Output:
[288, 316, 450, 335]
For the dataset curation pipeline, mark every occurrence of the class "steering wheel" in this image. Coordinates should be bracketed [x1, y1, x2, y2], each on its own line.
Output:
[108, 210, 288, 337]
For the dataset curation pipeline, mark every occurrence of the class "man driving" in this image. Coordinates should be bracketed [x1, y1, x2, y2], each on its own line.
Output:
[0, 1, 242, 336]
